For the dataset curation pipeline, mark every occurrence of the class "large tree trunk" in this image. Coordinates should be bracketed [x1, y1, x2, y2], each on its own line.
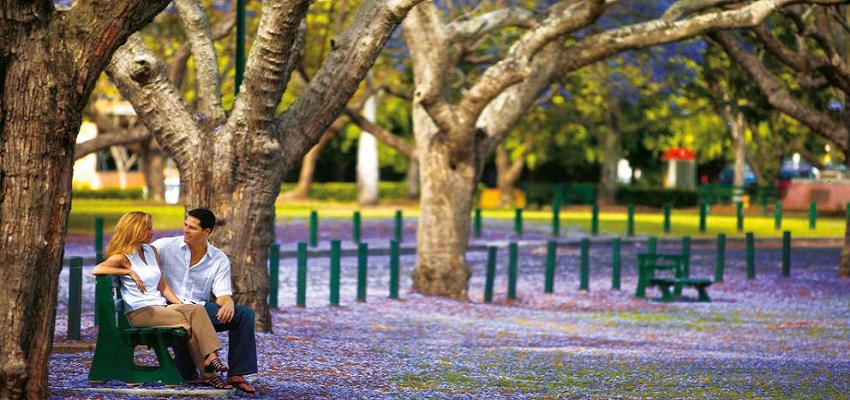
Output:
[412, 111, 476, 299]
[178, 139, 281, 331]
[1, 2, 170, 397]
[0, 48, 73, 400]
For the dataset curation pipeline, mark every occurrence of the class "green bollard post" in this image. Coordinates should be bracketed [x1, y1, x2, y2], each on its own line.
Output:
[591, 203, 599, 236]
[353, 211, 361, 244]
[508, 242, 518, 300]
[544, 240, 557, 293]
[484, 246, 497, 303]
[394, 210, 403, 242]
[329, 240, 341, 306]
[627, 204, 635, 236]
[551, 206, 560, 237]
[809, 202, 817, 230]
[357, 243, 368, 302]
[389, 240, 400, 299]
[782, 231, 791, 278]
[699, 202, 707, 233]
[514, 208, 523, 237]
[297, 242, 307, 307]
[736, 201, 744, 232]
[715, 234, 726, 283]
[94, 217, 104, 255]
[611, 237, 621, 290]
[309, 210, 318, 247]
[648, 236, 657, 255]
[774, 202, 783, 230]
[269, 244, 279, 309]
[474, 208, 482, 238]
[663, 204, 671, 234]
[579, 238, 589, 291]
[68, 257, 82, 341]
[846, 202, 850, 222]
[746, 232, 755, 279]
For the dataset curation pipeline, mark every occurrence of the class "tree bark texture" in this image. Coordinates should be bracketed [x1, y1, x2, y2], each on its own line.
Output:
[0, 2, 171, 397]
[412, 108, 475, 299]
[107, 0, 424, 331]
[402, 0, 820, 299]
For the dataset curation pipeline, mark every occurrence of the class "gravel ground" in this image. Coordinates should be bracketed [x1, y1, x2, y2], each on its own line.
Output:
[50, 218, 850, 399]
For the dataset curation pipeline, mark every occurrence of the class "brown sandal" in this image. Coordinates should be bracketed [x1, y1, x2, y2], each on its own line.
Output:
[204, 357, 229, 373]
[205, 375, 233, 390]
[227, 376, 256, 394]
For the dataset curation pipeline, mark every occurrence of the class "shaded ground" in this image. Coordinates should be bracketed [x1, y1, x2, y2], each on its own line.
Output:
[51, 219, 850, 399]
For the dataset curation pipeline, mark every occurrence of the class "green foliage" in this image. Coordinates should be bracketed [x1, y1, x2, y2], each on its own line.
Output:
[280, 181, 408, 201]
[614, 186, 699, 208]
[72, 188, 146, 200]
[522, 183, 597, 207]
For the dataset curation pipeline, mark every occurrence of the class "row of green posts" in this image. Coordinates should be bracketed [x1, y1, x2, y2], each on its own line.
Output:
[480, 200, 850, 238]
[65, 203, 816, 340]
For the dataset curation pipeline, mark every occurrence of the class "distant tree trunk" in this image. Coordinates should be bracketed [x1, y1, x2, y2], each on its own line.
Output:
[406, 159, 420, 199]
[284, 129, 338, 201]
[357, 94, 380, 206]
[139, 139, 167, 202]
[413, 110, 475, 299]
[597, 108, 621, 206]
[495, 142, 528, 208]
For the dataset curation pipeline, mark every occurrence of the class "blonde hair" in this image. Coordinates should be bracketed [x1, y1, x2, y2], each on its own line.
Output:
[105, 211, 152, 257]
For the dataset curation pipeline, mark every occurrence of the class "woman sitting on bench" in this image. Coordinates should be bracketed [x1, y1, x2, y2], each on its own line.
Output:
[92, 211, 233, 390]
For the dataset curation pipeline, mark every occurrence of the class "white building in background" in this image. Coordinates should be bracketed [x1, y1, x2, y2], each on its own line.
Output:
[73, 96, 183, 204]
[73, 121, 147, 190]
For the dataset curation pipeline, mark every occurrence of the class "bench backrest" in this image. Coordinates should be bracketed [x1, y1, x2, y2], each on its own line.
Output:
[94, 275, 132, 333]
[637, 253, 684, 279]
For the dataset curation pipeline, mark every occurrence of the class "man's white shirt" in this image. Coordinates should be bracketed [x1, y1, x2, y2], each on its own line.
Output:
[152, 236, 233, 305]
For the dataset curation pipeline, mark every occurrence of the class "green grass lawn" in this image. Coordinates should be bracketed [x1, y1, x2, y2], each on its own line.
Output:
[68, 198, 847, 238]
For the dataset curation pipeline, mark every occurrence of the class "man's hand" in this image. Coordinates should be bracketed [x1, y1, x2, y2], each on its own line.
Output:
[216, 299, 235, 323]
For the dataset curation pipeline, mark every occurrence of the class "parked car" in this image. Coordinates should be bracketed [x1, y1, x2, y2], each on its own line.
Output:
[718, 163, 757, 186]
[777, 159, 817, 198]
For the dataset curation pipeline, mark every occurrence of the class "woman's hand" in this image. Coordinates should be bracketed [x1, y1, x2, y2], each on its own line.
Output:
[129, 271, 147, 293]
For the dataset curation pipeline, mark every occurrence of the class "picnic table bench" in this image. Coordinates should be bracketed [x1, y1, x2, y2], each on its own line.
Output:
[88, 276, 188, 385]
[635, 253, 712, 302]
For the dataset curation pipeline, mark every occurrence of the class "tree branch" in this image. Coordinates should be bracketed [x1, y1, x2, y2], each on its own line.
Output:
[230, 0, 310, 132]
[278, 0, 424, 170]
[107, 34, 201, 167]
[446, 7, 536, 42]
[169, 4, 237, 88]
[344, 108, 416, 158]
[173, 0, 226, 121]
[711, 30, 850, 153]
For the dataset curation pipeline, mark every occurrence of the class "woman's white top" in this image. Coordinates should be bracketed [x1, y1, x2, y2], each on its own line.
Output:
[119, 243, 167, 312]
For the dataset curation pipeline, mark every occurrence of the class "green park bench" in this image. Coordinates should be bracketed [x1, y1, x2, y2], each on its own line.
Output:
[88, 276, 188, 385]
[635, 253, 712, 302]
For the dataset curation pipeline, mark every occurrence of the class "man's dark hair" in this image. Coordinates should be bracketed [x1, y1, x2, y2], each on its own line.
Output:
[188, 208, 217, 231]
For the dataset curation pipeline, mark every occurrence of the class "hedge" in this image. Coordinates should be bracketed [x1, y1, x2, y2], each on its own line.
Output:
[280, 182, 409, 202]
